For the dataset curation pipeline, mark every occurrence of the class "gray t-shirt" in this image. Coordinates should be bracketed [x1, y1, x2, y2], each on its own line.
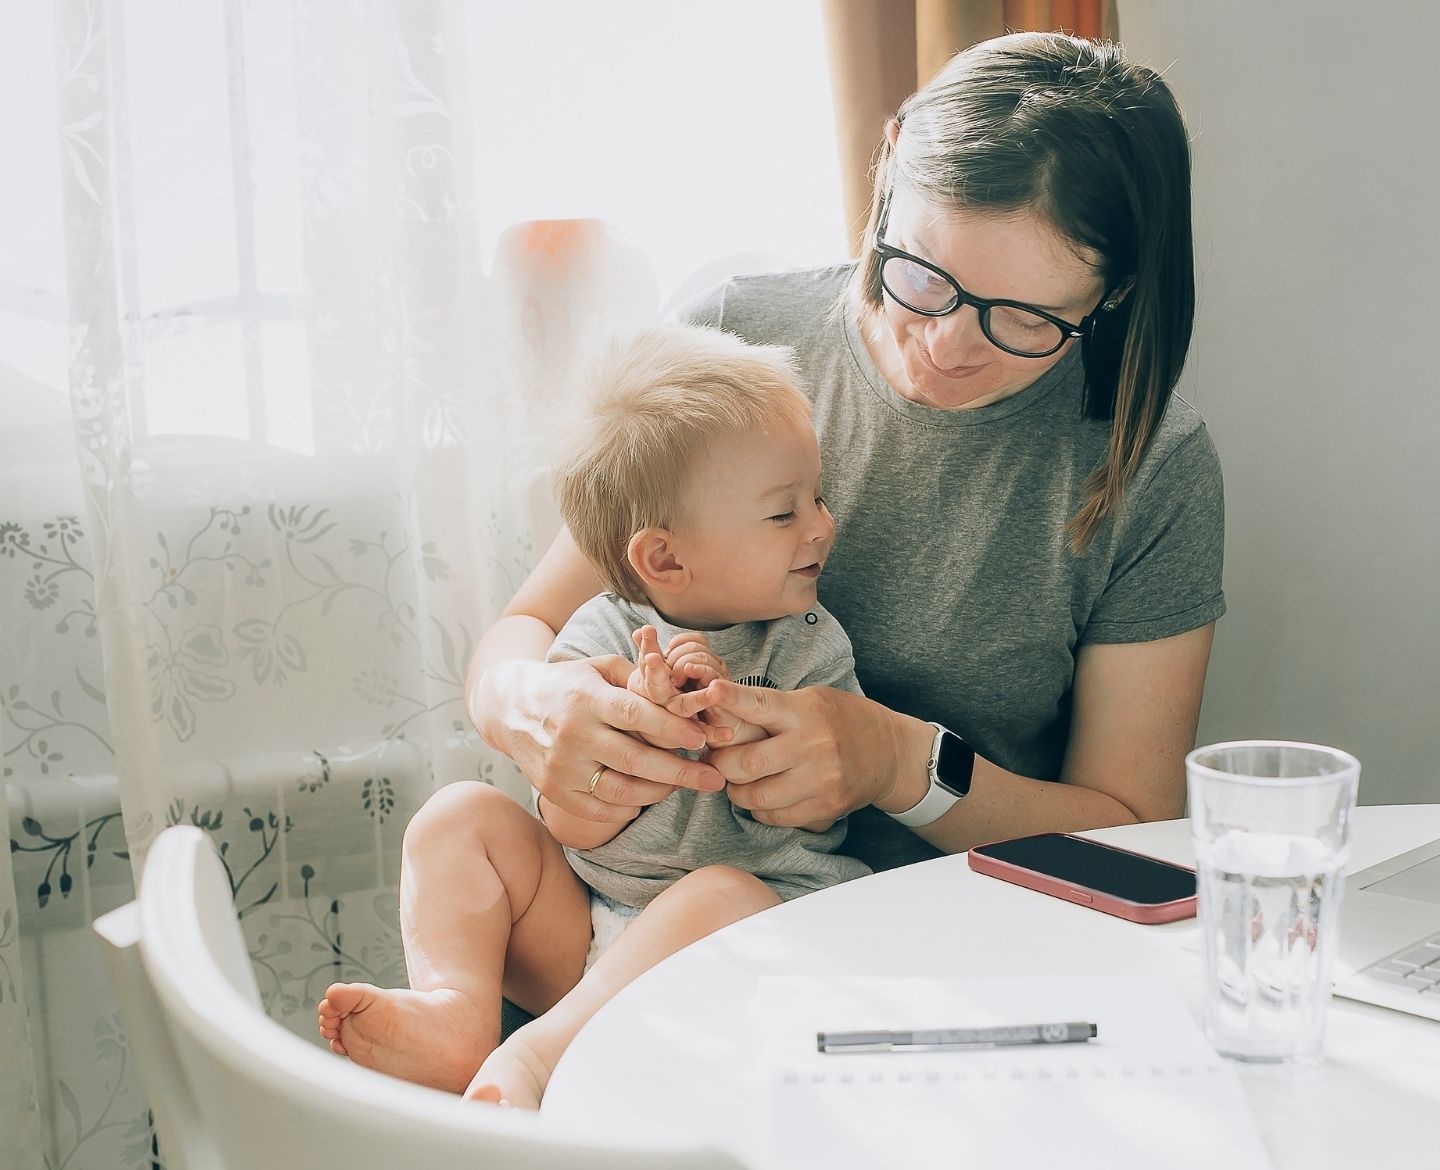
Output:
[548, 594, 872, 907]
[683, 264, 1226, 873]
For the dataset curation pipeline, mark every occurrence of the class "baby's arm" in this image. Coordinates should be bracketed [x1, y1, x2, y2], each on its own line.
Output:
[536, 793, 637, 850]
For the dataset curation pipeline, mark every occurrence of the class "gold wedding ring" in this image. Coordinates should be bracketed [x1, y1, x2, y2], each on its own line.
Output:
[587, 765, 606, 796]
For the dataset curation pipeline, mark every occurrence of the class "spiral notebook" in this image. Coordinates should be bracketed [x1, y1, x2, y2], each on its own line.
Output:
[760, 974, 1273, 1170]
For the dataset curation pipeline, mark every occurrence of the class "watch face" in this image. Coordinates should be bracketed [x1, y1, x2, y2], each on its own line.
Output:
[936, 731, 975, 798]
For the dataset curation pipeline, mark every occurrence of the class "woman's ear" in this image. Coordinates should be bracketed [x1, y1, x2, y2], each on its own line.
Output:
[627, 528, 690, 596]
[885, 117, 901, 148]
[1102, 277, 1136, 312]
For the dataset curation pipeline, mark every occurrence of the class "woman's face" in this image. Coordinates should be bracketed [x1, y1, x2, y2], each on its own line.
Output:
[874, 187, 1109, 411]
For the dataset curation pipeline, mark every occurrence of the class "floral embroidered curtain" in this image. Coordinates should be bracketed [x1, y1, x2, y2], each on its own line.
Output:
[0, 3, 660, 1166]
[2, 2, 848, 1163]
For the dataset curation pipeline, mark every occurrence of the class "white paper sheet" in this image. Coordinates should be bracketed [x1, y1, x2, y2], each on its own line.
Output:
[760, 974, 1273, 1170]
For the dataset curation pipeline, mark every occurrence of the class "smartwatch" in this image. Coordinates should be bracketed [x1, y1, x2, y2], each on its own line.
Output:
[885, 721, 975, 828]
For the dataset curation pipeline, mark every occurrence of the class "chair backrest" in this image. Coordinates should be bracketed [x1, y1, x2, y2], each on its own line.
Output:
[94, 825, 746, 1170]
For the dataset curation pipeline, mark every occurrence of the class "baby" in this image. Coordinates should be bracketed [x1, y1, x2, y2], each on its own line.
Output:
[319, 324, 868, 1108]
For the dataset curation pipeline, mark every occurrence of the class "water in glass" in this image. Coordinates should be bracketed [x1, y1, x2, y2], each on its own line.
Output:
[1196, 829, 1348, 1063]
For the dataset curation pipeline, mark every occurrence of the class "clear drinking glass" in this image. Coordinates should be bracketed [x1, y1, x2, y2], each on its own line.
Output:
[1186, 740, 1361, 1064]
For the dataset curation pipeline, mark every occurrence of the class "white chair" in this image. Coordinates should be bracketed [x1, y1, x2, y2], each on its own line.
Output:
[93, 825, 746, 1170]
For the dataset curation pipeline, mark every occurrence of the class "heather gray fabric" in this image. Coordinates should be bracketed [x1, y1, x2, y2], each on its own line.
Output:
[681, 264, 1226, 873]
[548, 594, 871, 908]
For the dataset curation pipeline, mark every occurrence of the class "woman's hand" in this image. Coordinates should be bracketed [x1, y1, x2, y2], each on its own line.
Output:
[475, 656, 727, 823]
[674, 680, 904, 828]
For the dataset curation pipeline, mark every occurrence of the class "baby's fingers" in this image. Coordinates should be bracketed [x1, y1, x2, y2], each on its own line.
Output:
[632, 625, 662, 660]
[677, 660, 721, 687]
[672, 650, 727, 687]
[663, 632, 712, 666]
[643, 650, 675, 701]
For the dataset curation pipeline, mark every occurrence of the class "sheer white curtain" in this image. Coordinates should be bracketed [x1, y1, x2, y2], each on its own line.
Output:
[0, 2, 844, 1167]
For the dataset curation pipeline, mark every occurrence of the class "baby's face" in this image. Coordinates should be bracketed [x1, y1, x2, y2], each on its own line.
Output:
[668, 412, 835, 628]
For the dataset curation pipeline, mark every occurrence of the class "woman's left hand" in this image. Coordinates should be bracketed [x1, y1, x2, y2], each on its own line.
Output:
[672, 680, 902, 827]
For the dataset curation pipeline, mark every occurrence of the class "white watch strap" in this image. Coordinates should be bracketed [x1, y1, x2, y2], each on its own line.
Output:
[885, 724, 963, 828]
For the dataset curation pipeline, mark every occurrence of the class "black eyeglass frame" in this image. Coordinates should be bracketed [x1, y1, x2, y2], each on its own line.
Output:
[873, 194, 1114, 359]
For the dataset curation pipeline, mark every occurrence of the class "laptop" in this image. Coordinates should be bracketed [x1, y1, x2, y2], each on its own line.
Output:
[1333, 838, 1440, 1021]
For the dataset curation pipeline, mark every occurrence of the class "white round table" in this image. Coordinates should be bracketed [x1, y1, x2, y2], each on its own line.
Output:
[544, 806, 1440, 1169]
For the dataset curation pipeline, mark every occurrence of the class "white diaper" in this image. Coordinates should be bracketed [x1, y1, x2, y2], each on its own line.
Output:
[584, 889, 641, 973]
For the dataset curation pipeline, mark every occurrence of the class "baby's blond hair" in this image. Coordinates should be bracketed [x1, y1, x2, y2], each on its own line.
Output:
[554, 324, 811, 605]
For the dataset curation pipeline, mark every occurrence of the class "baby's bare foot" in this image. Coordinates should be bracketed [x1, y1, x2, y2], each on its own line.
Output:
[464, 1032, 552, 1110]
[317, 983, 496, 1094]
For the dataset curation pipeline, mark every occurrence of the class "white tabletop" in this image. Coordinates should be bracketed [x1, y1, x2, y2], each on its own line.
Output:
[544, 805, 1440, 1169]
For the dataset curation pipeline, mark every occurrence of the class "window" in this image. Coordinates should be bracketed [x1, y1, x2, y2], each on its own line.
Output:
[1, 1, 846, 453]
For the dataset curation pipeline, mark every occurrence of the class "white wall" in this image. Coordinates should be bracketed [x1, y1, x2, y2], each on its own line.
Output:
[1118, 1, 1440, 804]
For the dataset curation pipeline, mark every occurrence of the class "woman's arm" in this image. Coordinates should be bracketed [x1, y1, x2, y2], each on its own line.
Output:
[903, 625, 1213, 851]
[693, 624, 1215, 852]
[465, 527, 725, 822]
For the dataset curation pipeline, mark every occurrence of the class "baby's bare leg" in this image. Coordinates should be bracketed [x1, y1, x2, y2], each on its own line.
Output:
[468, 864, 781, 1108]
[318, 782, 591, 1092]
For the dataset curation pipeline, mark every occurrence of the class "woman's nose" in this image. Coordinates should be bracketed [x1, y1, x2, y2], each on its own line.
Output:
[924, 306, 992, 367]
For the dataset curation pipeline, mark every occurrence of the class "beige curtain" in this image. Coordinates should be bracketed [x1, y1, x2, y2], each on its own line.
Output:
[821, 0, 1120, 255]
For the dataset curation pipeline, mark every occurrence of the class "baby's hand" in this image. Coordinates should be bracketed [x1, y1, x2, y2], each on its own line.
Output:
[652, 632, 760, 749]
[628, 625, 682, 707]
[630, 631, 725, 749]
[663, 631, 730, 690]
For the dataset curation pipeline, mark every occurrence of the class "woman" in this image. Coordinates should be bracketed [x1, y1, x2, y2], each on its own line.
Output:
[438, 31, 1219, 1027]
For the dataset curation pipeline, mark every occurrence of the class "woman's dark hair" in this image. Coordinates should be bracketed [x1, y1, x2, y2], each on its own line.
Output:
[851, 31, 1195, 553]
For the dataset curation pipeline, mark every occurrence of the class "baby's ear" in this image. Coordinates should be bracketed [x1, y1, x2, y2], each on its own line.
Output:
[627, 528, 690, 594]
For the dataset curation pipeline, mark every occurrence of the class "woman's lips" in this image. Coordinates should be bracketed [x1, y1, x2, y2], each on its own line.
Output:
[791, 563, 822, 578]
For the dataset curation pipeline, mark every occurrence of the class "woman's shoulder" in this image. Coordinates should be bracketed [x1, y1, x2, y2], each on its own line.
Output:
[1132, 390, 1222, 497]
[674, 263, 855, 343]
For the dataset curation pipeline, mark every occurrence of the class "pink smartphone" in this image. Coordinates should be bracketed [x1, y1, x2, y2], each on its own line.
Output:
[967, 832, 1197, 924]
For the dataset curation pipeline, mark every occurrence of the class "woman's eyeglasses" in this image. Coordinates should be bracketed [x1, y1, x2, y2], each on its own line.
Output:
[874, 195, 1109, 359]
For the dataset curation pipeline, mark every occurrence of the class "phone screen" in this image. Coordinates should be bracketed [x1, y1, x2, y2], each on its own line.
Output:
[973, 834, 1195, 905]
